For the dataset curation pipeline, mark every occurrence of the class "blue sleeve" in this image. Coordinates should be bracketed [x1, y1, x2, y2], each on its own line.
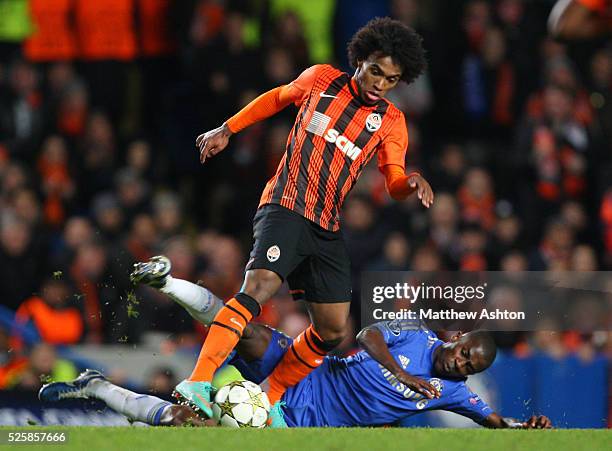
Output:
[443, 384, 493, 425]
[370, 319, 426, 347]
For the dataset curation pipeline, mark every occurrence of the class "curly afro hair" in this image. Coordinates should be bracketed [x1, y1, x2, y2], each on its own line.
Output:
[347, 17, 427, 84]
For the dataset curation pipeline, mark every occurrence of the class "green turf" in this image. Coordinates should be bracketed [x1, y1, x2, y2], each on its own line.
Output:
[0, 427, 609, 451]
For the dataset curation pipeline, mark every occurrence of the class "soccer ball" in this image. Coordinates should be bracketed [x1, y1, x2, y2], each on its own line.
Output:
[212, 380, 271, 428]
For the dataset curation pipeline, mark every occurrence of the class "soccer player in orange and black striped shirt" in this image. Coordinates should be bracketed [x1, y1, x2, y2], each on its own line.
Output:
[175, 18, 434, 419]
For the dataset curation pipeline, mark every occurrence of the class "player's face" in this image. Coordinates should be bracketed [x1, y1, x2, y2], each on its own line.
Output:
[433, 334, 489, 378]
[354, 54, 402, 104]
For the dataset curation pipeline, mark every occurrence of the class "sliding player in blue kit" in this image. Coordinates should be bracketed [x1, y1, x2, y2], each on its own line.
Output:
[40, 259, 551, 429]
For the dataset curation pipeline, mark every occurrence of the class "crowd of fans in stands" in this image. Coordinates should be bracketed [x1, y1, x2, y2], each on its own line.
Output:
[0, 0, 610, 391]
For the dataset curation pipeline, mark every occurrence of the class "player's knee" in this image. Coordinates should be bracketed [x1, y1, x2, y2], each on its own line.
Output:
[313, 326, 345, 351]
[242, 269, 282, 303]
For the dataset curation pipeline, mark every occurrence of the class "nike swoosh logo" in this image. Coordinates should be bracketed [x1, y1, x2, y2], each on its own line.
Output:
[320, 92, 337, 99]
[229, 317, 244, 330]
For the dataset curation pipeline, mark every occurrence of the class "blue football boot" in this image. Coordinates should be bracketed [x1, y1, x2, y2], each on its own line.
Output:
[39, 369, 105, 402]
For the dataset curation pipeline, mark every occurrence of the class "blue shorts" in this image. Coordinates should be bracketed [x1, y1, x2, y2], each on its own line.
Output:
[227, 328, 293, 384]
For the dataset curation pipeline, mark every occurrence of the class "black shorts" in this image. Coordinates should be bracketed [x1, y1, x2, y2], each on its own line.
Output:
[245, 204, 351, 303]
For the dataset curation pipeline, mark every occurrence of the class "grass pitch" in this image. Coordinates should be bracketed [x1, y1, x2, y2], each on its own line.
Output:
[0, 427, 609, 451]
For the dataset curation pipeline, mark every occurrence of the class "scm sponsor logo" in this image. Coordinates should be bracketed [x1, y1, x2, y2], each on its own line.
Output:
[324, 129, 362, 160]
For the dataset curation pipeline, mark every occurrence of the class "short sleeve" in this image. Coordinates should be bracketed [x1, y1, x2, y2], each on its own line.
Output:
[443, 384, 493, 425]
[377, 114, 408, 170]
[371, 319, 426, 347]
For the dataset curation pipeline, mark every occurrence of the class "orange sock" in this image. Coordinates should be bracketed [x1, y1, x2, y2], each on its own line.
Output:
[267, 325, 327, 404]
[188, 297, 254, 381]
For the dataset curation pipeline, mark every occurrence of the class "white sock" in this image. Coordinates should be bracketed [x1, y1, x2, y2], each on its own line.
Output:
[86, 379, 171, 425]
[160, 276, 223, 325]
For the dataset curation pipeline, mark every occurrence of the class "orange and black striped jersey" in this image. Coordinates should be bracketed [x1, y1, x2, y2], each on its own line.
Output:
[259, 64, 409, 231]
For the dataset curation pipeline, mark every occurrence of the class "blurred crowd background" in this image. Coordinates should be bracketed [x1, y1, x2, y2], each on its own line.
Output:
[0, 0, 610, 414]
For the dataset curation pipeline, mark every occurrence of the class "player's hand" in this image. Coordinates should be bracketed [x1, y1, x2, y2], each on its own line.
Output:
[522, 415, 552, 429]
[408, 174, 434, 208]
[395, 371, 440, 399]
[196, 123, 233, 163]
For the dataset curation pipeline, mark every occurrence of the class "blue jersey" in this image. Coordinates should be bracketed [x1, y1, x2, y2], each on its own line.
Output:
[282, 320, 493, 427]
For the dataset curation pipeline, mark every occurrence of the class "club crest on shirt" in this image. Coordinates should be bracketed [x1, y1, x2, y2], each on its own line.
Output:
[366, 113, 382, 132]
[429, 378, 443, 393]
[267, 245, 280, 262]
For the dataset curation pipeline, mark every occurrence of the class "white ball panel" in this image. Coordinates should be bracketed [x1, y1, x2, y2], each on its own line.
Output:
[232, 402, 254, 423]
[215, 385, 231, 403]
[251, 407, 268, 428]
[242, 380, 262, 394]
[219, 414, 240, 428]
[228, 386, 249, 403]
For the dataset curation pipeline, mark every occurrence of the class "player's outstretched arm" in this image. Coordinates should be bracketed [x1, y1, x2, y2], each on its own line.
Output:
[197, 85, 298, 163]
[482, 412, 552, 429]
[357, 326, 440, 399]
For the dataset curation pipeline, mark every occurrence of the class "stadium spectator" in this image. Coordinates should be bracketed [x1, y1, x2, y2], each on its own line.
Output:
[121, 214, 159, 264]
[368, 232, 412, 271]
[0, 213, 47, 311]
[69, 239, 134, 344]
[411, 244, 444, 271]
[196, 235, 244, 301]
[36, 135, 75, 227]
[12, 277, 83, 349]
[428, 144, 467, 194]
[51, 216, 95, 269]
[268, 11, 310, 71]
[457, 167, 496, 230]
[14, 342, 77, 391]
[91, 193, 125, 242]
[124, 140, 154, 180]
[150, 191, 183, 239]
[489, 212, 525, 266]
[54, 76, 89, 138]
[0, 59, 44, 158]
[529, 218, 575, 270]
[571, 243, 599, 269]
[499, 250, 529, 272]
[114, 168, 151, 223]
[427, 192, 461, 267]
[76, 112, 117, 206]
